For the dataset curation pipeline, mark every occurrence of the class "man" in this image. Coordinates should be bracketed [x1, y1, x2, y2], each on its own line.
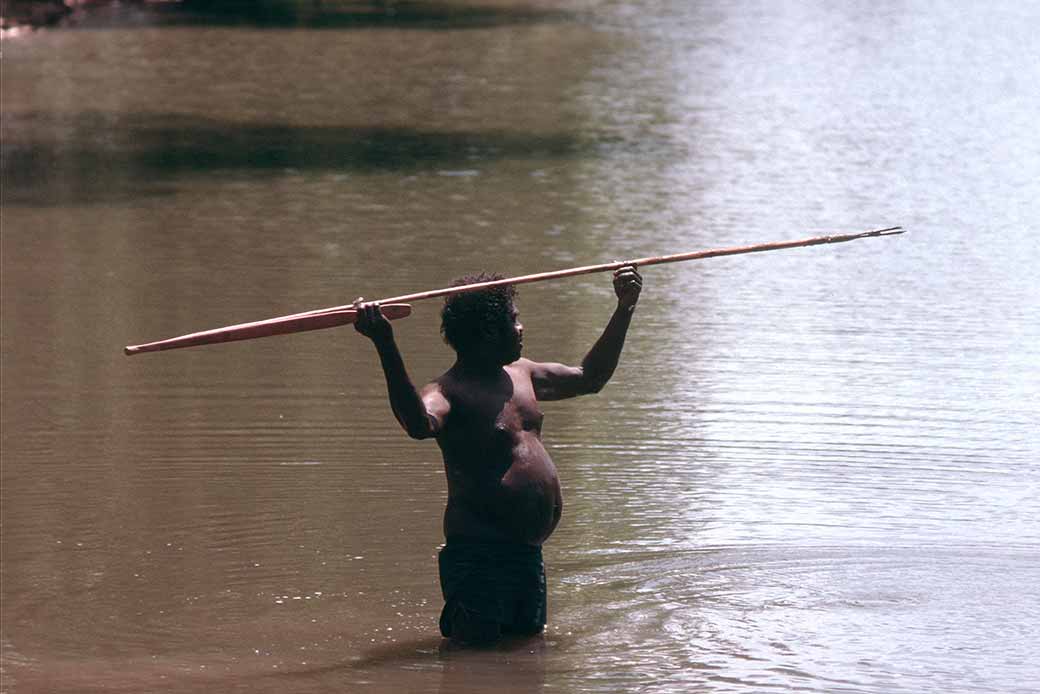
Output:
[352, 266, 642, 645]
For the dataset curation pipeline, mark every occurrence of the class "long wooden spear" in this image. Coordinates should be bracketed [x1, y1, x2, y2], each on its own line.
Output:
[124, 226, 904, 355]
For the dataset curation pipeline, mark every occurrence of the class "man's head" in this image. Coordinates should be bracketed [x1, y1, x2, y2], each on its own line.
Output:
[441, 273, 522, 365]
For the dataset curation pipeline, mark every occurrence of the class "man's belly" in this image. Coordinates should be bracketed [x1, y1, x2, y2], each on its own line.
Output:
[444, 436, 563, 546]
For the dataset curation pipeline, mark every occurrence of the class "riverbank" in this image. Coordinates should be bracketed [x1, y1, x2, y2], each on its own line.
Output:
[0, 0, 123, 34]
[2, 1, 572, 35]
[2, 0, 69, 32]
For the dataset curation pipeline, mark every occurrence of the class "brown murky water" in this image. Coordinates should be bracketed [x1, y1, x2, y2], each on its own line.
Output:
[2, 1, 1039, 692]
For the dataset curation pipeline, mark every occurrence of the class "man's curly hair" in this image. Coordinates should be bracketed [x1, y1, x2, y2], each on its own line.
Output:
[441, 273, 517, 355]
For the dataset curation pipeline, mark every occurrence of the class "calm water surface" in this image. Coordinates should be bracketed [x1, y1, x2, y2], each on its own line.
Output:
[2, 1, 1038, 692]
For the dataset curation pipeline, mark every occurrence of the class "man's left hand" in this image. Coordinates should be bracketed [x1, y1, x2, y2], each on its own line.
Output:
[613, 266, 642, 310]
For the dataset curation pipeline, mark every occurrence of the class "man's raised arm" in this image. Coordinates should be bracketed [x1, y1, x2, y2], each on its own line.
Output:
[528, 266, 642, 400]
[353, 302, 447, 440]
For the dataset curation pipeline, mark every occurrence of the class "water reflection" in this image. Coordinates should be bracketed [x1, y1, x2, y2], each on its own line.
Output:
[60, 0, 574, 31]
[1, 112, 608, 205]
[3, 0, 1039, 692]
[276, 635, 549, 693]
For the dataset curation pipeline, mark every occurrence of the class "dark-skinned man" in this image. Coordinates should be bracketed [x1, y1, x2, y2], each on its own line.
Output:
[352, 266, 642, 645]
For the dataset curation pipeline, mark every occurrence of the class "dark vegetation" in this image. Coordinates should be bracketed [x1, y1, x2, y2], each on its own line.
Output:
[1, 0, 79, 29]
[1, 0, 571, 32]
[2, 111, 610, 206]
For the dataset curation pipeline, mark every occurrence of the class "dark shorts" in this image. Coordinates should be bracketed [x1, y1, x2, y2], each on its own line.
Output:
[438, 538, 547, 641]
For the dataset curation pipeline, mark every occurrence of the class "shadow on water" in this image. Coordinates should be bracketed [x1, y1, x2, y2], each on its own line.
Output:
[2, 111, 609, 206]
[55, 0, 575, 31]
[265, 634, 548, 693]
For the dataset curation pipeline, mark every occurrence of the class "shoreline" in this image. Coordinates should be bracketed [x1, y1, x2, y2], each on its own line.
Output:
[0, 0, 117, 35]
[1, 1, 574, 37]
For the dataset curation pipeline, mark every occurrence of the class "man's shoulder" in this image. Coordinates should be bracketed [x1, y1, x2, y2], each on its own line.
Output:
[429, 366, 468, 398]
[510, 357, 571, 378]
[510, 357, 542, 373]
[427, 372, 452, 392]
[507, 358, 546, 382]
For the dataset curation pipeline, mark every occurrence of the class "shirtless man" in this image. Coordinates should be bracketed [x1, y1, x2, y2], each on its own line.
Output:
[353, 266, 642, 645]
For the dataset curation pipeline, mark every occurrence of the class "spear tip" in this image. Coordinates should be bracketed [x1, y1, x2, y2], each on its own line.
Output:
[871, 226, 906, 236]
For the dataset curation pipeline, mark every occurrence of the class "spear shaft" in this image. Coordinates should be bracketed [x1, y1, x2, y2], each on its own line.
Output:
[375, 226, 904, 306]
[124, 226, 903, 356]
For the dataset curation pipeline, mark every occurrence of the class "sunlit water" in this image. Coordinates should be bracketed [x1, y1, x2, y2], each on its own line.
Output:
[2, 1, 1038, 692]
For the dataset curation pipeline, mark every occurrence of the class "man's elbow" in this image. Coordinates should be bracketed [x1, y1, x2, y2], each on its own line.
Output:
[404, 424, 434, 440]
[403, 415, 438, 440]
[574, 365, 610, 395]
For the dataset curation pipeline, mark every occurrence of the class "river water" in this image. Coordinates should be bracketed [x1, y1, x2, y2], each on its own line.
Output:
[2, 1, 1038, 692]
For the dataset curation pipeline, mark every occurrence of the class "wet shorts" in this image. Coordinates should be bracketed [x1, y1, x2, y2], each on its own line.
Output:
[438, 538, 547, 641]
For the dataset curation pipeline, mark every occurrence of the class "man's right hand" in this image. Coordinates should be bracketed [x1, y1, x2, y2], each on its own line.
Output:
[353, 299, 393, 343]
